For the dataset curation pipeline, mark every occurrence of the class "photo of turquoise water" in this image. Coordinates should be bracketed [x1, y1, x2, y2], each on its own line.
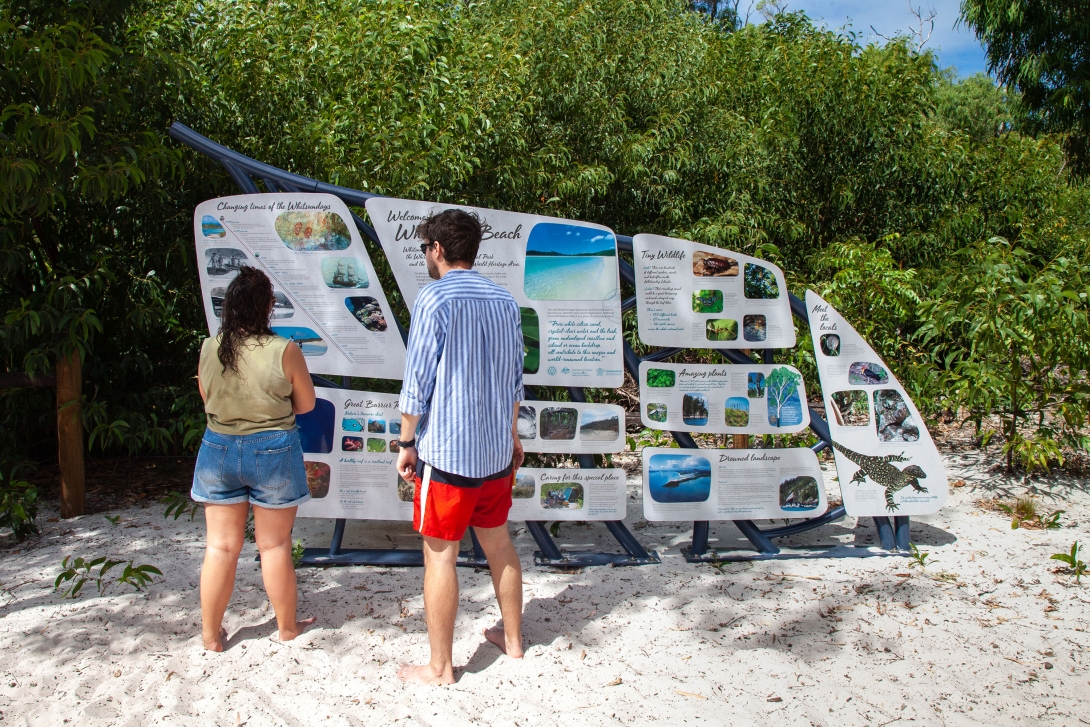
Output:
[523, 223, 617, 300]
[648, 453, 712, 503]
[272, 326, 327, 357]
[201, 215, 226, 238]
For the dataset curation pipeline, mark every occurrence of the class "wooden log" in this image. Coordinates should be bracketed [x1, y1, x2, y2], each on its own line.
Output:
[56, 352, 85, 519]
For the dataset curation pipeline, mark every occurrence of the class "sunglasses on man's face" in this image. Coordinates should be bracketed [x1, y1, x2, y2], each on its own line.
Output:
[420, 241, 436, 255]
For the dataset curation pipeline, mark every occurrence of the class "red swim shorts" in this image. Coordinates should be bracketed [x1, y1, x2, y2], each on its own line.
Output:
[413, 463, 514, 542]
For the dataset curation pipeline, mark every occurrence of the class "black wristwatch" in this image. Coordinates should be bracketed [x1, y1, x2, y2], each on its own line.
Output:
[395, 438, 417, 449]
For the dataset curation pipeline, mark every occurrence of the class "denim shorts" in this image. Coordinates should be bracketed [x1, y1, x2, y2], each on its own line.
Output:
[191, 427, 311, 509]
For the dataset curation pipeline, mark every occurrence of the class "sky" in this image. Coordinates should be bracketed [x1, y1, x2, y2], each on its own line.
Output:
[762, 0, 990, 77]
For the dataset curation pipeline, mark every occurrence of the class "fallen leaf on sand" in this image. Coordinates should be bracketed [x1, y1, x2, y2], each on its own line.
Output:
[580, 649, 587, 660]
[675, 690, 706, 699]
[606, 678, 622, 686]
[767, 696, 783, 702]
[166, 671, 175, 682]
[952, 479, 966, 488]
[113, 670, 121, 678]
[681, 655, 691, 661]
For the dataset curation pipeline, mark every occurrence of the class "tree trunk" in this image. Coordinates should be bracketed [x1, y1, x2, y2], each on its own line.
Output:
[733, 434, 749, 449]
[57, 351, 85, 518]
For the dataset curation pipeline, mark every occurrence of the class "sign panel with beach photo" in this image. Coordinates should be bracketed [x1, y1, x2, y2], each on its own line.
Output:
[638, 361, 810, 435]
[805, 290, 948, 517]
[509, 468, 627, 521]
[194, 194, 406, 379]
[364, 197, 624, 388]
[517, 402, 627, 453]
[294, 388, 413, 521]
[641, 447, 826, 521]
[632, 234, 796, 349]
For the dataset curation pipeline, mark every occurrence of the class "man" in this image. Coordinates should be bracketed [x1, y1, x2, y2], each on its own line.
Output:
[395, 208, 525, 686]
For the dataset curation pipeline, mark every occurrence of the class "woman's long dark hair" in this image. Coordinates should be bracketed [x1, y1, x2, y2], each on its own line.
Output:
[217, 266, 275, 373]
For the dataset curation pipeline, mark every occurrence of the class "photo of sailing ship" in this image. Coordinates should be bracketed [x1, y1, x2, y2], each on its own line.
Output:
[320, 257, 369, 288]
[648, 453, 711, 503]
[779, 476, 820, 511]
[201, 215, 226, 238]
[272, 326, 327, 357]
[692, 251, 738, 277]
[274, 210, 352, 251]
[579, 409, 620, 441]
[205, 248, 247, 276]
[523, 222, 617, 301]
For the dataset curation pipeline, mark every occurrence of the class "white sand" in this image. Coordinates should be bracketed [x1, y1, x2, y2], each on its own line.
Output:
[1, 448, 1089, 726]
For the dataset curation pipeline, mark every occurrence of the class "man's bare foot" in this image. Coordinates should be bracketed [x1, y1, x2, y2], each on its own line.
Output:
[397, 663, 455, 685]
[275, 616, 317, 643]
[203, 627, 228, 652]
[483, 626, 524, 658]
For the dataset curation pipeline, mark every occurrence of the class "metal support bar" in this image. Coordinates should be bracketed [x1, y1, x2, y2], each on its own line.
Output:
[735, 520, 781, 554]
[873, 516, 897, 551]
[690, 521, 710, 556]
[329, 518, 346, 557]
[525, 521, 564, 560]
[761, 506, 847, 538]
[894, 516, 911, 551]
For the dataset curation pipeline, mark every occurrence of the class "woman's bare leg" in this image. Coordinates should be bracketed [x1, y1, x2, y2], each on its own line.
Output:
[252, 505, 315, 640]
[200, 502, 249, 651]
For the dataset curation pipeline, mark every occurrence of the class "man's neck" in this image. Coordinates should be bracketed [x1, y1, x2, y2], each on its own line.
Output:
[436, 262, 473, 278]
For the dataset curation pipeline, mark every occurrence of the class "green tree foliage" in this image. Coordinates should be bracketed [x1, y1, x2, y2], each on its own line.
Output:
[765, 366, 802, 428]
[960, 0, 1090, 174]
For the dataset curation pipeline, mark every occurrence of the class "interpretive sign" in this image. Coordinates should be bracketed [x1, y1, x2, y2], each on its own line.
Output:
[631, 234, 795, 349]
[518, 401, 626, 453]
[637, 361, 811, 435]
[364, 197, 624, 388]
[805, 291, 948, 516]
[194, 194, 406, 379]
[294, 387, 412, 521]
[510, 468, 627, 521]
[641, 447, 826, 521]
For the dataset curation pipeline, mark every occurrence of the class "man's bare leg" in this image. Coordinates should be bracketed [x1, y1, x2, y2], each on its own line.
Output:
[200, 502, 248, 651]
[398, 536, 460, 684]
[473, 524, 524, 658]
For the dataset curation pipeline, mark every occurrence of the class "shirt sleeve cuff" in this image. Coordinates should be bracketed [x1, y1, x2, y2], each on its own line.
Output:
[399, 392, 428, 416]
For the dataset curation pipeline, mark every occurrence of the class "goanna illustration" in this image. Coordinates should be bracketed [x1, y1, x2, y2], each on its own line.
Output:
[831, 441, 928, 512]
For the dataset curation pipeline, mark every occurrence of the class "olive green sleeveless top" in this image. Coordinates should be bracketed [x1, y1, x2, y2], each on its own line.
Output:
[199, 334, 295, 435]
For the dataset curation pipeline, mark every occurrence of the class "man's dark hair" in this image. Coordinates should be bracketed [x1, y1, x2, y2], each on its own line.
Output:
[416, 209, 483, 265]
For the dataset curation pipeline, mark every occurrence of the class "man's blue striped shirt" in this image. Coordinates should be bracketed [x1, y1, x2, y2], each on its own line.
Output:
[399, 269, 524, 478]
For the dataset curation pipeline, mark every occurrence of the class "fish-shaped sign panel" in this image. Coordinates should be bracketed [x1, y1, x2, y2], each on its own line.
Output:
[805, 290, 947, 516]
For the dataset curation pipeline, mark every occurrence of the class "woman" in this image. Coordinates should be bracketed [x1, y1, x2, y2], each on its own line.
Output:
[192, 266, 317, 651]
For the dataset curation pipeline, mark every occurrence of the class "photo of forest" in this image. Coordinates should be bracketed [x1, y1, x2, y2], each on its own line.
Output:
[705, 318, 738, 341]
[304, 461, 330, 499]
[831, 390, 870, 426]
[724, 397, 749, 426]
[692, 289, 723, 313]
[874, 389, 921, 442]
[520, 307, 540, 374]
[692, 251, 738, 277]
[517, 406, 537, 439]
[779, 475, 819, 511]
[513, 474, 535, 499]
[743, 314, 767, 342]
[274, 210, 352, 251]
[646, 402, 667, 423]
[646, 368, 676, 387]
[540, 407, 578, 439]
[743, 263, 779, 299]
[848, 361, 889, 385]
[748, 372, 765, 398]
[682, 393, 709, 426]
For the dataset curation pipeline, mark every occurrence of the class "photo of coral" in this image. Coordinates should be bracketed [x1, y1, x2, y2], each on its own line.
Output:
[523, 223, 617, 301]
[397, 475, 414, 502]
[388, 440, 399, 453]
[646, 368, 676, 387]
[646, 402, 668, 423]
[743, 262, 779, 299]
[320, 257, 369, 288]
[274, 210, 352, 251]
[692, 290, 724, 313]
[517, 406, 537, 439]
[304, 461, 330, 499]
[341, 436, 363, 452]
[513, 474, 535, 499]
[724, 397, 749, 426]
[848, 361, 889, 385]
[874, 389, 920, 442]
[345, 297, 387, 331]
[367, 419, 385, 434]
[541, 483, 584, 510]
[743, 314, 767, 342]
[831, 390, 869, 426]
[580, 409, 620, 441]
[692, 251, 739, 277]
[779, 476, 820, 511]
[682, 393, 709, 426]
[540, 407, 578, 439]
[648, 453, 711, 503]
[705, 318, 738, 341]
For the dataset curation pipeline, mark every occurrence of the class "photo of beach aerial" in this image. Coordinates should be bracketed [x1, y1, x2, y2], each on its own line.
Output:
[831, 390, 870, 427]
[779, 475, 820, 511]
[273, 210, 352, 251]
[648, 453, 711, 503]
[201, 214, 226, 238]
[320, 257, 369, 288]
[204, 247, 247, 276]
[520, 307, 540, 374]
[541, 483, 584, 510]
[682, 393, 709, 426]
[848, 361, 889, 385]
[692, 250, 738, 277]
[517, 406, 537, 439]
[646, 402, 667, 423]
[724, 396, 749, 426]
[513, 474, 535, 499]
[297, 398, 335, 453]
[579, 408, 620, 441]
[273, 325, 328, 357]
[304, 461, 331, 498]
[540, 407, 578, 440]
[523, 222, 617, 301]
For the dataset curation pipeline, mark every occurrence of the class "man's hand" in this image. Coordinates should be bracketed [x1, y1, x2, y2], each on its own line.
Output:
[512, 436, 524, 471]
[397, 446, 418, 482]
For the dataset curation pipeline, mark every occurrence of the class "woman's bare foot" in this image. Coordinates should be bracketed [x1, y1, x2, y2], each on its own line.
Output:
[483, 626, 524, 658]
[397, 663, 455, 685]
[203, 627, 228, 652]
[276, 616, 317, 642]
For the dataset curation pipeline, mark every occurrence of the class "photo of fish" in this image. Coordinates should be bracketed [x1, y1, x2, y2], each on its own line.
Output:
[682, 393, 709, 426]
[273, 326, 328, 357]
[692, 251, 738, 277]
[520, 307, 540, 374]
[345, 297, 388, 332]
[541, 483, 584, 510]
[831, 390, 869, 426]
[389, 421, 401, 436]
[274, 210, 352, 251]
[724, 397, 749, 426]
[517, 406, 537, 439]
[705, 318, 738, 341]
[304, 461, 330, 499]
[204, 248, 247, 276]
[201, 215, 226, 238]
[646, 402, 667, 423]
[297, 398, 335, 453]
[523, 223, 617, 301]
[692, 290, 724, 313]
[579, 408, 620, 441]
[320, 258, 369, 288]
[342, 436, 364, 452]
[540, 407, 578, 440]
[743, 262, 779, 299]
[648, 453, 711, 503]
[743, 314, 767, 342]
[848, 361, 889, 385]
[513, 474, 535, 499]
[779, 476, 820, 511]
[874, 389, 920, 442]
[367, 419, 385, 434]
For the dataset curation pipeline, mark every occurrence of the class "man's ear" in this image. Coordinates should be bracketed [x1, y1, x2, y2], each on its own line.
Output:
[434, 242, 447, 263]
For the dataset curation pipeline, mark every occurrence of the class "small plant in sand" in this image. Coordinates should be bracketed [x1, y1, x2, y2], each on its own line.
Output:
[244, 511, 256, 543]
[908, 543, 932, 569]
[996, 497, 1064, 530]
[104, 515, 121, 525]
[54, 556, 162, 598]
[292, 539, 305, 568]
[1050, 541, 1086, 585]
[0, 476, 39, 540]
[162, 491, 199, 521]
